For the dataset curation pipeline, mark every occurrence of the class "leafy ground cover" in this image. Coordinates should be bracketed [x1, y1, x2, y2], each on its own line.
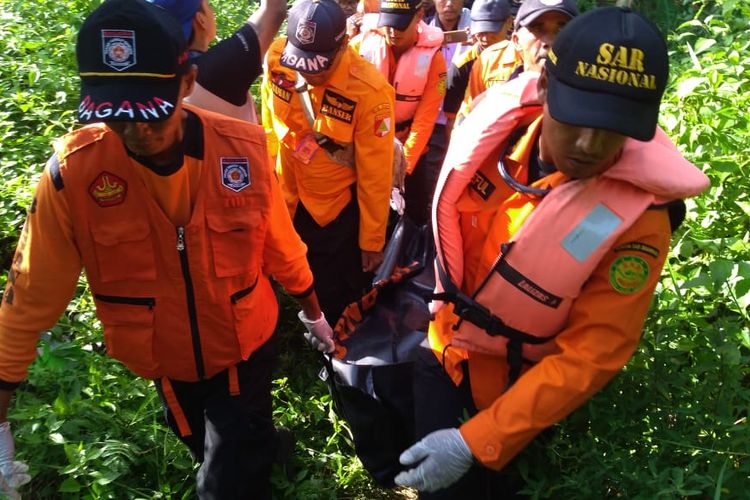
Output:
[0, 0, 747, 498]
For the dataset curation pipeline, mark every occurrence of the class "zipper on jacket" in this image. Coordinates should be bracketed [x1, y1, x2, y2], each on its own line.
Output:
[177, 226, 205, 380]
[94, 294, 155, 309]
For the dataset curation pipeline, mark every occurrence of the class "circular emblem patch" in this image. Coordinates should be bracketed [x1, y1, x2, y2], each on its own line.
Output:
[105, 39, 133, 63]
[609, 256, 650, 294]
[296, 21, 317, 45]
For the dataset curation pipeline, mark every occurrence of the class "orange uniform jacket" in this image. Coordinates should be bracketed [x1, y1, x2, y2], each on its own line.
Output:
[261, 38, 395, 252]
[0, 106, 313, 384]
[350, 28, 447, 174]
[429, 94, 703, 470]
[457, 40, 521, 119]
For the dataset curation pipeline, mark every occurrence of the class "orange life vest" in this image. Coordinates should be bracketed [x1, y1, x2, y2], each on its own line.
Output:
[358, 21, 443, 126]
[53, 106, 276, 382]
[432, 73, 710, 382]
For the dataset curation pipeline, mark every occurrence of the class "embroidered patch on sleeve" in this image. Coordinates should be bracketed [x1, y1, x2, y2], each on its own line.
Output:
[374, 116, 391, 137]
[609, 255, 650, 294]
[614, 241, 659, 258]
[373, 103, 391, 115]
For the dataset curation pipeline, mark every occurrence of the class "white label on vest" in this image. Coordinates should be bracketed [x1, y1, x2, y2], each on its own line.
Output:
[561, 203, 622, 263]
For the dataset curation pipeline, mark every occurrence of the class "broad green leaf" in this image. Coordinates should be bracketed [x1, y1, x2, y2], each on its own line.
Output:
[58, 478, 82, 493]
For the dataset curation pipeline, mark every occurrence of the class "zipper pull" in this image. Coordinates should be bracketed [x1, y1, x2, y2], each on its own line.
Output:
[176, 227, 185, 252]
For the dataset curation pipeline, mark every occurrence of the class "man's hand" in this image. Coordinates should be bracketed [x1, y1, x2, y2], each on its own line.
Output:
[0, 422, 30, 499]
[394, 428, 473, 492]
[298, 310, 335, 353]
[361, 250, 384, 273]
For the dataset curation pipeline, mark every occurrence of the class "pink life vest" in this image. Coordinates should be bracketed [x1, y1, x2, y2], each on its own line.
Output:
[358, 20, 443, 126]
[432, 72, 710, 381]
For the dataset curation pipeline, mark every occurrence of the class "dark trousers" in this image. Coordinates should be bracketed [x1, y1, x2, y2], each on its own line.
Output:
[293, 197, 372, 323]
[405, 124, 448, 226]
[412, 347, 522, 499]
[154, 337, 279, 500]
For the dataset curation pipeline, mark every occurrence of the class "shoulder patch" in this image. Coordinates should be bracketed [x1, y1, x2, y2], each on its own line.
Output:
[320, 90, 356, 124]
[614, 241, 659, 258]
[609, 255, 650, 294]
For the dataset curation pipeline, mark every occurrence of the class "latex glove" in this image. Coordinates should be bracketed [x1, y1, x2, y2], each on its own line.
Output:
[298, 311, 335, 354]
[394, 428, 473, 492]
[0, 422, 30, 499]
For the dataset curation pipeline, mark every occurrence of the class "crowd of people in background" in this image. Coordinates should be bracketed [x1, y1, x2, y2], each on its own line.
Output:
[0, 0, 710, 499]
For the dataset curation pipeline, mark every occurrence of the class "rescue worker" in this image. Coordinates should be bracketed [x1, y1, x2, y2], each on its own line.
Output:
[0, 1, 335, 498]
[261, 0, 395, 323]
[400, 0, 469, 226]
[443, 0, 512, 137]
[149, 0, 286, 122]
[352, 0, 447, 224]
[459, 0, 577, 119]
[394, 7, 710, 498]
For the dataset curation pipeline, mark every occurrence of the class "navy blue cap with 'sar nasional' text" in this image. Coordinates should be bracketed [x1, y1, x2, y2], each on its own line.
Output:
[545, 7, 668, 141]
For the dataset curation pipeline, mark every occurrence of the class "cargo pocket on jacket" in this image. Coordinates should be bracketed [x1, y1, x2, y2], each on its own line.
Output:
[230, 277, 276, 359]
[95, 295, 159, 376]
[90, 220, 157, 283]
[206, 211, 262, 278]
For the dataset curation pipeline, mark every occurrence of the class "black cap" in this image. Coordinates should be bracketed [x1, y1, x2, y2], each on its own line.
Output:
[545, 7, 669, 141]
[515, 0, 578, 29]
[470, 0, 511, 34]
[378, 0, 424, 31]
[76, 0, 188, 124]
[281, 0, 347, 75]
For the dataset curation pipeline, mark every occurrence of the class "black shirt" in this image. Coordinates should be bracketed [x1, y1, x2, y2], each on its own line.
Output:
[192, 24, 262, 107]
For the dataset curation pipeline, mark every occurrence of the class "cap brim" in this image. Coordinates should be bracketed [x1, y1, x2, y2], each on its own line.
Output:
[280, 41, 337, 75]
[517, 8, 574, 28]
[78, 77, 182, 124]
[471, 20, 503, 34]
[378, 12, 413, 31]
[546, 72, 658, 141]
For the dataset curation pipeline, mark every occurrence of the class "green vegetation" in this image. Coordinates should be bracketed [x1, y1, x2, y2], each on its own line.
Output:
[0, 0, 747, 498]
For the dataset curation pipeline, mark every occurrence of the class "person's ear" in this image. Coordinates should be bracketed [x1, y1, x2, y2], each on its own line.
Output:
[537, 67, 548, 103]
[180, 64, 198, 98]
[511, 30, 520, 51]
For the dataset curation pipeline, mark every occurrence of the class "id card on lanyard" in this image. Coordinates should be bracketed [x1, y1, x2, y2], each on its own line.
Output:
[294, 133, 320, 164]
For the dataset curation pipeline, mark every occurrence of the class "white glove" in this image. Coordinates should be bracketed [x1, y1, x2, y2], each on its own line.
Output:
[298, 310, 335, 354]
[394, 428, 473, 492]
[0, 422, 30, 499]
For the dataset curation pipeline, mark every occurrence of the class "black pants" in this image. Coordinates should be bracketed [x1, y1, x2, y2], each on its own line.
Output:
[293, 197, 372, 323]
[154, 336, 279, 500]
[412, 347, 522, 499]
[405, 124, 448, 226]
